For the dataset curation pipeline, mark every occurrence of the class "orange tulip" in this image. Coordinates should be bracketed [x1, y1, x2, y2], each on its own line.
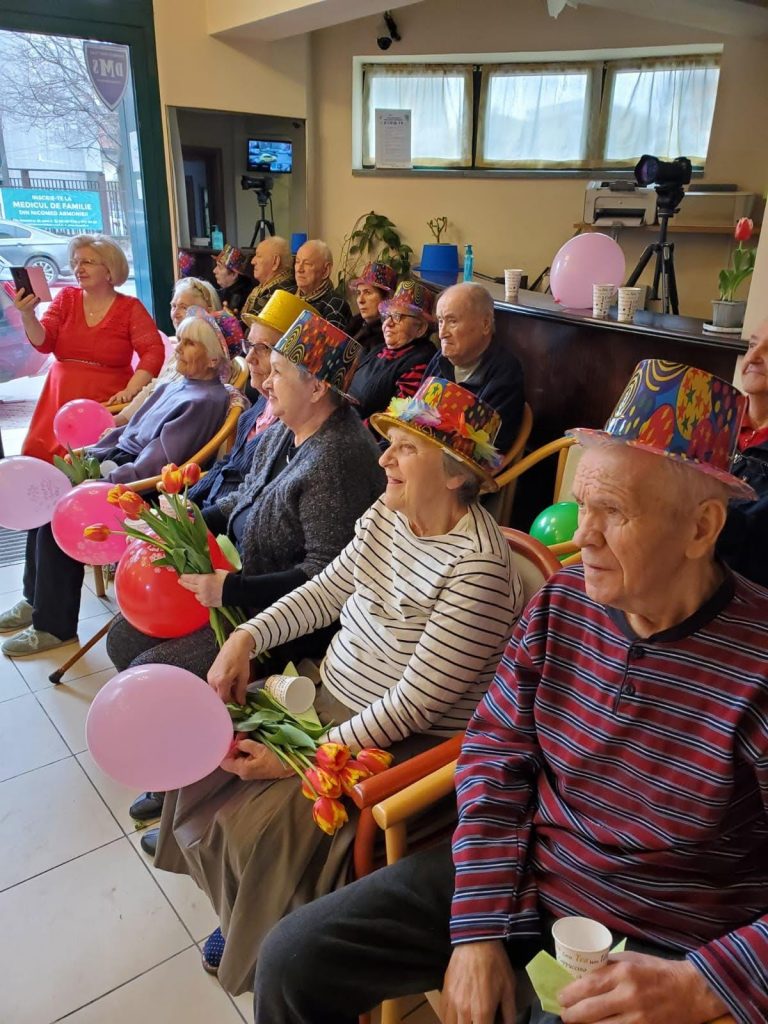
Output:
[182, 463, 202, 486]
[311, 796, 349, 836]
[735, 217, 754, 243]
[339, 759, 373, 796]
[356, 748, 393, 775]
[160, 463, 184, 494]
[83, 523, 111, 542]
[315, 741, 351, 773]
[117, 490, 148, 518]
[301, 766, 342, 801]
[107, 483, 129, 505]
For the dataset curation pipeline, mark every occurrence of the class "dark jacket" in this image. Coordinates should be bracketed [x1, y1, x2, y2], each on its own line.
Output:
[348, 314, 385, 352]
[349, 339, 436, 421]
[423, 334, 525, 453]
[217, 274, 253, 323]
[188, 394, 269, 509]
[717, 437, 768, 587]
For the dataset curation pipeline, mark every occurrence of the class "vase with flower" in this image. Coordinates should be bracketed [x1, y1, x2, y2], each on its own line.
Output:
[712, 217, 756, 329]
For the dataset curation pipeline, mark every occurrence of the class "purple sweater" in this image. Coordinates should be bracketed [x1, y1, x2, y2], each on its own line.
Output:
[88, 377, 229, 483]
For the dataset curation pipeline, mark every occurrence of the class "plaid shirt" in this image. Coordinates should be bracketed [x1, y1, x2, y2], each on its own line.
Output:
[298, 280, 351, 332]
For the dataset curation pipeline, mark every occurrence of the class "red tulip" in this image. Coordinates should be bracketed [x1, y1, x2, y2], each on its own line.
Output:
[339, 759, 373, 796]
[301, 766, 342, 800]
[735, 217, 754, 243]
[311, 796, 349, 836]
[83, 523, 111, 542]
[182, 462, 202, 486]
[355, 748, 394, 775]
[315, 741, 351, 773]
[160, 463, 184, 494]
[117, 490, 149, 518]
[107, 483, 129, 505]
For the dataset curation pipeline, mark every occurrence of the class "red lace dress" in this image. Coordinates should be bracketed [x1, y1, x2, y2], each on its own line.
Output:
[21, 287, 164, 462]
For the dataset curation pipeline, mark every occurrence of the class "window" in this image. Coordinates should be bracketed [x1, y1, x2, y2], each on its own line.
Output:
[359, 51, 720, 171]
[362, 64, 472, 167]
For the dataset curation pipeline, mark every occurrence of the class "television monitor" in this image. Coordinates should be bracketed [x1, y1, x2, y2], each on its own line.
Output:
[246, 139, 293, 174]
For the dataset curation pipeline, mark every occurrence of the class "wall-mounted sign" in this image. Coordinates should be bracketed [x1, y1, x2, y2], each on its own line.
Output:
[374, 109, 412, 169]
[0, 188, 103, 232]
[83, 42, 130, 111]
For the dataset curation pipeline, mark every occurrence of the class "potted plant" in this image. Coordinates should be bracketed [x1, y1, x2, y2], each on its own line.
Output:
[713, 217, 756, 328]
[419, 216, 460, 278]
[335, 211, 413, 295]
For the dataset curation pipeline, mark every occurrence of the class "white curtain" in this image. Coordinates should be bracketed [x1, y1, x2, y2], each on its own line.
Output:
[477, 65, 593, 167]
[363, 64, 472, 166]
[602, 61, 720, 164]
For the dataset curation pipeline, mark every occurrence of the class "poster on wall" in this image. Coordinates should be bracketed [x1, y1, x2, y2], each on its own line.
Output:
[0, 187, 104, 232]
[374, 109, 412, 169]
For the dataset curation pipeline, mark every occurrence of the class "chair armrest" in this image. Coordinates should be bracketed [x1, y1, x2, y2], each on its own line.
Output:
[350, 734, 463, 810]
[372, 760, 457, 830]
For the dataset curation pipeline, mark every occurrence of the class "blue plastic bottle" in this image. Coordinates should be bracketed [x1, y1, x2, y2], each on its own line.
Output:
[463, 243, 474, 282]
[210, 225, 224, 250]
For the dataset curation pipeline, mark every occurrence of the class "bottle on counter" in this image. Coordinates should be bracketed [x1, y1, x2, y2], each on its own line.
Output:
[210, 225, 224, 250]
[463, 243, 474, 282]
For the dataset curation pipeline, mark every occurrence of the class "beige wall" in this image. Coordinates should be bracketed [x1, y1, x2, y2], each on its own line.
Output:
[311, 0, 768, 318]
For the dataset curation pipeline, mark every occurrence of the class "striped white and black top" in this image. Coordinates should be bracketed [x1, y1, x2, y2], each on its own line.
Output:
[238, 496, 523, 750]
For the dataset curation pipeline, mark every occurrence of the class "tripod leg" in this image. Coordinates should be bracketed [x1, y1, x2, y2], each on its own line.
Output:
[626, 245, 658, 288]
[665, 243, 679, 316]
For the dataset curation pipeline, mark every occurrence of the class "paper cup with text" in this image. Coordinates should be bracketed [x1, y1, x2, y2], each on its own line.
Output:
[263, 674, 316, 715]
[592, 283, 616, 320]
[617, 286, 644, 323]
[504, 268, 523, 302]
[552, 916, 612, 977]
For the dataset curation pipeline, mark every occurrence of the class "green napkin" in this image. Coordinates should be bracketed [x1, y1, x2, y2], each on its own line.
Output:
[525, 939, 627, 1014]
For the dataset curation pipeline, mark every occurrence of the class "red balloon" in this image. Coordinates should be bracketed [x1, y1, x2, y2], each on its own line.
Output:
[114, 539, 210, 639]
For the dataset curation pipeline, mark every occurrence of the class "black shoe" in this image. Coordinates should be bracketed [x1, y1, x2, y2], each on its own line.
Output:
[140, 827, 159, 857]
[129, 791, 165, 822]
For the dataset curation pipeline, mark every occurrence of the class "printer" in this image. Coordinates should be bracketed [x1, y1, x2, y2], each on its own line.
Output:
[583, 181, 657, 227]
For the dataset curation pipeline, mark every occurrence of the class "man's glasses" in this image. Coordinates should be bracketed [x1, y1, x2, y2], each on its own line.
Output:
[242, 340, 272, 357]
[382, 312, 418, 325]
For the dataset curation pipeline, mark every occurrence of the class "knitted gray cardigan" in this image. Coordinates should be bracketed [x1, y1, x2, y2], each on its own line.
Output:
[218, 404, 386, 609]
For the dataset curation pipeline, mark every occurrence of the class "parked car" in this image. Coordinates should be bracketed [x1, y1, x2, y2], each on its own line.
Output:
[0, 220, 72, 283]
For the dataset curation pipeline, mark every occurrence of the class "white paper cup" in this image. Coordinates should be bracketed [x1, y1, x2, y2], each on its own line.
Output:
[263, 674, 316, 714]
[504, 268, 523, 302]
[552, 916, 612, 977]
[592, 283, 616, 320]
[617, 286, 644, 323]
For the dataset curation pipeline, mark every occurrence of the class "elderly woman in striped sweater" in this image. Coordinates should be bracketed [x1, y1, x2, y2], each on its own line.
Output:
[152, 378, 524, 996]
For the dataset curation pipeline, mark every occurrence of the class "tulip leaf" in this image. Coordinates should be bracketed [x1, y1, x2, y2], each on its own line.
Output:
[261, 723, 317, 749]
[216, 534, 242, 570]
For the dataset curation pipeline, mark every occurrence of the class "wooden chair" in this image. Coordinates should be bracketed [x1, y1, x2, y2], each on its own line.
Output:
[486, 403, 534, 525]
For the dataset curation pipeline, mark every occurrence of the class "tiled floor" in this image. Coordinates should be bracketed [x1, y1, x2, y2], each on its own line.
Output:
[0, 563, 439, 1024]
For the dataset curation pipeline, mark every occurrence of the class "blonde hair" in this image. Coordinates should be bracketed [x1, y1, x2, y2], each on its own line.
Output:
[173, 276, 221, 311]
[68, 234, 130, 286]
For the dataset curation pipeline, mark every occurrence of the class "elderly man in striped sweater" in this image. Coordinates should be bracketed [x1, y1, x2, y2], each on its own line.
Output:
[253, 361, 768, 1024]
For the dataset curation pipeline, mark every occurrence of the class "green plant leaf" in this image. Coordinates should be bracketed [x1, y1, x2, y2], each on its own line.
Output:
[216, 534, 241, 570]
[260, 722, 316, 749]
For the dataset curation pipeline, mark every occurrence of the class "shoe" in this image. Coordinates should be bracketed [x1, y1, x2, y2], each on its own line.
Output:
[201, 927, 226, 975]
[129, 791, 165, 822]
[0, 599, 33, 632]
[2, 626, 76, 658]
[139, 827, 159, 857]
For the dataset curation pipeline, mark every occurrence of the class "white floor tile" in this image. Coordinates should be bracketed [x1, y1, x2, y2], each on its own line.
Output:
[0, 648, 28, 702]
[35, 667, 115, 754]
[76, 748, 149, 835]
[0, 559, 24, 595]
[0, 838, 192, 1024]
[0, 692, 69, 781]
[57, 946, 245, 1023]
[0, 756, 121, 891]
[128, 830, 220, 943]
[13, 611, 116, 692]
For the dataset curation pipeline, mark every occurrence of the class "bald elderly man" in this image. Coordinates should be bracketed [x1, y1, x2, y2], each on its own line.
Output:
[294, 239, 351, 331]
[252, 361, 768, 1024]
[241, 236, 295, 326]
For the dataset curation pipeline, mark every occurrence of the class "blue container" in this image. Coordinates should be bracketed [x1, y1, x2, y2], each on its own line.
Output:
[418, 243, 460, 275]
[290, 232, 308, 254]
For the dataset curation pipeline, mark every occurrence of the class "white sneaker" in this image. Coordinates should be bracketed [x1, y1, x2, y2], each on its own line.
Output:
[2, 626, 77, 658]
[0, 599, 33, 632]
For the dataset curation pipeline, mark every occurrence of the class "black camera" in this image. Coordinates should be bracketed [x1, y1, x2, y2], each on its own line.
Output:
[634, 155, 692, 189]
[377, 10, 401, 50]
[241, 174, 273, 193]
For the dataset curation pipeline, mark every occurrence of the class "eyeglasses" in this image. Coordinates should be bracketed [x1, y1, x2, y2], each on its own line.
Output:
[382, 312, 419, 325]
[242, 340, 272, 357]
[72, 258, 103, 269]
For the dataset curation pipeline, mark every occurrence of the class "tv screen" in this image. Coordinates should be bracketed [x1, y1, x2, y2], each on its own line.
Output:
[247, 139, 293, 174]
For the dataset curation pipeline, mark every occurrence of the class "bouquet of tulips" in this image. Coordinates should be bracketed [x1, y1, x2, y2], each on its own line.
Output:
[84, 462, 250, 648]
[227, 691, 393, 835]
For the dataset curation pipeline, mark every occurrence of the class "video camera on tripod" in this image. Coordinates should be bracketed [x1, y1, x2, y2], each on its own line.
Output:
[626, 154, 692, 315]
[240, 174, 275, 245]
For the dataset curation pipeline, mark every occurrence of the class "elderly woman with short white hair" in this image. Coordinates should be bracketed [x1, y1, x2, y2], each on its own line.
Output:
[146, 377, 524, 997]
[13, 232, 164, 462]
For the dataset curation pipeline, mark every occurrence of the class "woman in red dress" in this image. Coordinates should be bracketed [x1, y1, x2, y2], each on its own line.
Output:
[13, 233, 165, 462]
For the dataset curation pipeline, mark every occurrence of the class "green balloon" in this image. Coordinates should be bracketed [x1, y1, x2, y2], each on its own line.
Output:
[529, 501, 579, 548]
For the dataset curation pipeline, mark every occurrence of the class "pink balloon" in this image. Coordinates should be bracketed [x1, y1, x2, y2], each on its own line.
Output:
[85, 665, 234, 790]
[51, 481, 129, 565]
[0, 456, 72, 530]
[53, 399, 115, 448]
[550, 233, 626, 309]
